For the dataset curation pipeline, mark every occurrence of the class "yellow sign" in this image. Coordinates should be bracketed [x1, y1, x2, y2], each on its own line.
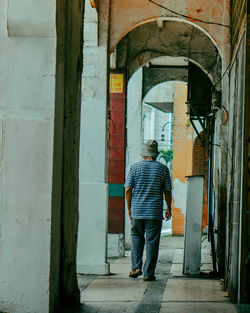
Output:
[110, 74, 124, 93]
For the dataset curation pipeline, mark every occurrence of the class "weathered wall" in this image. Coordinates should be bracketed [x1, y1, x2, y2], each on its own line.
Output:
[110, 0, 230, 70]
[0, 1, 57, 312]
[116, 20, 222, 83]
[226, 33, 246, 303]
[220, 0, 250, 303]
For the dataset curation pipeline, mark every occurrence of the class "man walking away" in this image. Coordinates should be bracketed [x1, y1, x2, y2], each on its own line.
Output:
[124, 140, 172, 281]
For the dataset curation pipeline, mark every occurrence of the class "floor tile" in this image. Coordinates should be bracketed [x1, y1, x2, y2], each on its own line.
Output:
[163, 279, 229, 302]
[81, 278, 147, 303]
[159, 302, 237, 313]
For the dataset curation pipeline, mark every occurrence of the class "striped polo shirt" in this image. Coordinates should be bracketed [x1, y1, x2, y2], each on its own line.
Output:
[124, 160, 172, 220]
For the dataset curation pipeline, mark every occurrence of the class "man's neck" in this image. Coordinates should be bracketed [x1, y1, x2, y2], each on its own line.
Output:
[144, 157, 154, 161]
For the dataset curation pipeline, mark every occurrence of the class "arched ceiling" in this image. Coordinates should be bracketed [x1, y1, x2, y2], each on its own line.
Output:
[142, 66, 188, 99]
[115, 20, 221, 87]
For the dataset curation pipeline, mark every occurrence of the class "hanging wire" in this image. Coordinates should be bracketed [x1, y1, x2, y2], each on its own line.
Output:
[147, 0, 232, 95]
[212, 62, 232, 89]
[185, 26, 195, 62]
[148, 0, 231, 28]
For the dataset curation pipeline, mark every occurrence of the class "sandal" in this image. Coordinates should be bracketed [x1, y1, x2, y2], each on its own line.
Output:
[129, 269, 142, 278]
[143, 276, 156, 281]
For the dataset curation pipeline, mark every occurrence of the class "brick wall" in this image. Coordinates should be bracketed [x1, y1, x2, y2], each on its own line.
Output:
[108, 73, 126, 234]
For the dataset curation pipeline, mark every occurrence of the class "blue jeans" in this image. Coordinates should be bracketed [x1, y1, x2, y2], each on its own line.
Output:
[131, 219, 162, 277]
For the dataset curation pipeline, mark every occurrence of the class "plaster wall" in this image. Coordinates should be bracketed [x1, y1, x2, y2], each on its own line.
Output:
[0, 1, 57, 312]
[77, 0, 110, 274]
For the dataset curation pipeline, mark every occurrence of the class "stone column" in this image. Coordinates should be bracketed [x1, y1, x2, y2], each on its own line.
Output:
[0, 1, 58, 312]
[77, 0, 110, 274]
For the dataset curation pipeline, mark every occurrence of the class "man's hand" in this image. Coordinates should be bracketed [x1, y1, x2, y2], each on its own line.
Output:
[164, 190, 172, 221]
[128, 209, 132, 221]
[125, 187, 132, 221]
[165, 207, 172, 221]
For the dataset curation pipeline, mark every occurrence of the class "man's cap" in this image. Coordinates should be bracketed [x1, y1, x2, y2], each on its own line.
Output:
[142, 140, 159, 158]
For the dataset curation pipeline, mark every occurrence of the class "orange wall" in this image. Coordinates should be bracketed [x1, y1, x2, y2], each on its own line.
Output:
[172, 82, 193, 235]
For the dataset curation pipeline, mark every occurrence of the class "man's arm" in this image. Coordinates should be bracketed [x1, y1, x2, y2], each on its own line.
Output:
[164, 190, 172, 221]
[125, 187, 132, 221]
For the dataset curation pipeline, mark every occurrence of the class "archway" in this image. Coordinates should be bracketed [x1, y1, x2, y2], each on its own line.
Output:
[107, 18, 220, 258]
[77, 12, 222, 276]
[114, 19, 221, 86]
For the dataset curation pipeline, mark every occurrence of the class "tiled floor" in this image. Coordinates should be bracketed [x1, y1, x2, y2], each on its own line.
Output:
[73, 236, 250, 313]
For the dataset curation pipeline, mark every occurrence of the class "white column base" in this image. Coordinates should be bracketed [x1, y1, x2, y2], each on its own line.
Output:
[77, 263, 110, 275]
[77, 182, 110, 275]
[107, 233, 125, 257]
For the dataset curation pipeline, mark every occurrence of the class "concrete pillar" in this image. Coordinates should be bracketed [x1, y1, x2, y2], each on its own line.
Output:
[0, 1, 58, 312]
[77, 0, 110, 274]
[125, 68, 143, 248]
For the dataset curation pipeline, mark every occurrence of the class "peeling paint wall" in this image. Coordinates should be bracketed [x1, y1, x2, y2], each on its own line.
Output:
[116, 20, 222, 83]
[110, 0, 230, 65]
[173, 178, 187, 216]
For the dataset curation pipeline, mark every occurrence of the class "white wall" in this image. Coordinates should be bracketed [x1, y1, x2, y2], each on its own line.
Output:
[0, 1, 57, 312]
[125, 68, 143, 248]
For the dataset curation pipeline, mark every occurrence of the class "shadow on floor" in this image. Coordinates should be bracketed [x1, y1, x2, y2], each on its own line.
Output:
[69, 236, 250, 313]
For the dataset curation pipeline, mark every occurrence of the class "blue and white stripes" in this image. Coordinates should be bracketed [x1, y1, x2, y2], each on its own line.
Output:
[124, 160, 172, 220]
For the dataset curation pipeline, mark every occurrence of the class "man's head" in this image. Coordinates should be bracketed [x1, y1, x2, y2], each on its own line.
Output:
[142, 140, 159, 160]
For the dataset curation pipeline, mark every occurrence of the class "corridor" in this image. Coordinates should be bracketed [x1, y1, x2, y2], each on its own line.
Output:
[67, 237, 250, 313]
[0, 1, 250, 312]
